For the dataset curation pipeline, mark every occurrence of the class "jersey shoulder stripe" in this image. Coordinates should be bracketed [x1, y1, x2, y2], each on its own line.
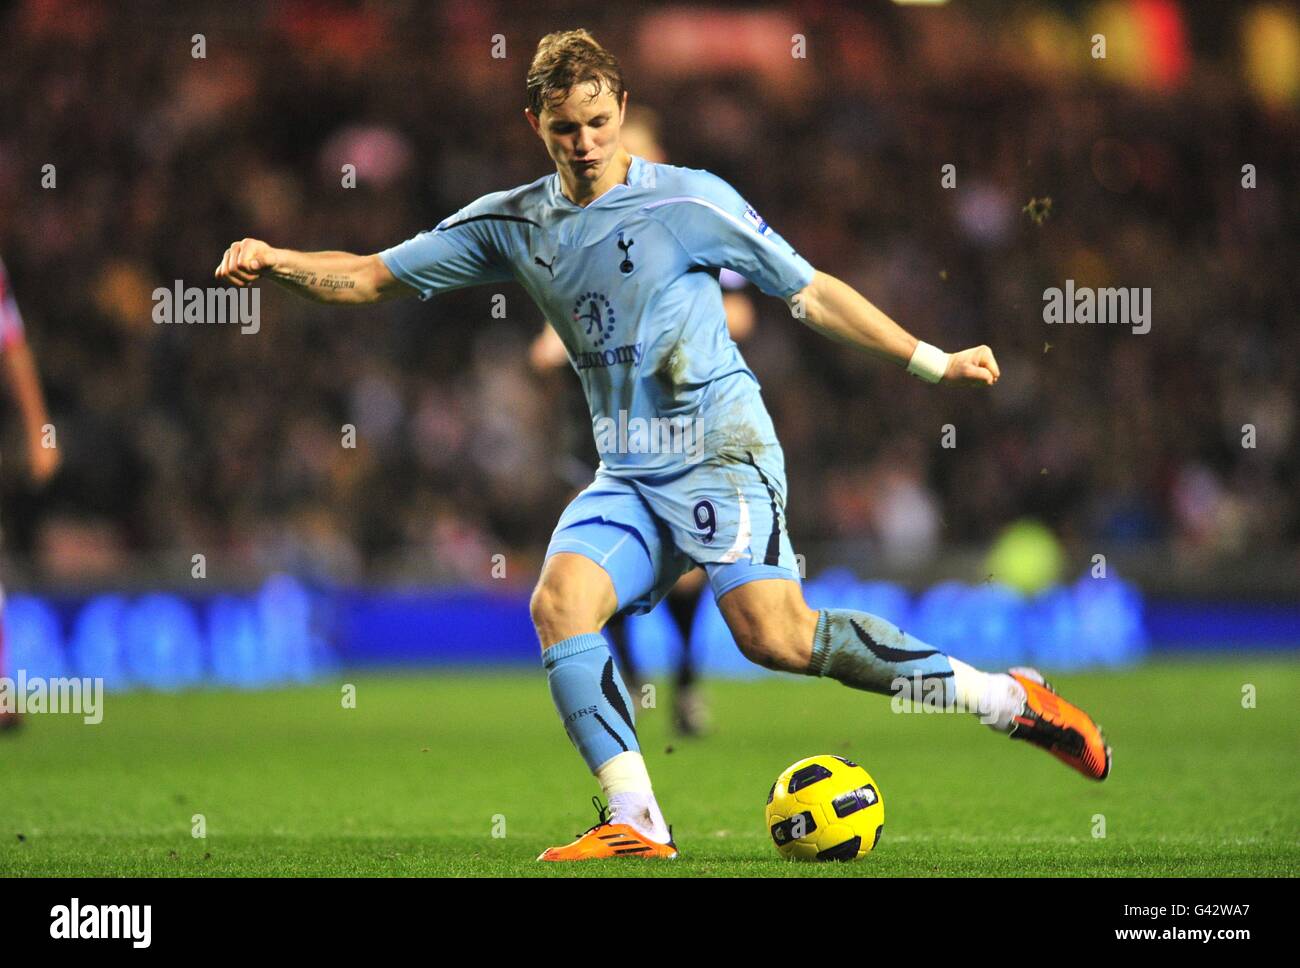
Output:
[638, 164, 779, 244]
[634, 166, 814, 299]
[642, 194, 769, 238]
[437, 212, 541, 231]
[431, 173, 551, 231]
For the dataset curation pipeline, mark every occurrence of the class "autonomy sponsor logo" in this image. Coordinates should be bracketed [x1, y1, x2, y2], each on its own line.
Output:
[573, 342, 643, 370]
[573, 290, 616, 346]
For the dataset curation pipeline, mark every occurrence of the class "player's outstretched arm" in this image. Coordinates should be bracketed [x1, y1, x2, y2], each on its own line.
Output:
[214, 239, 412, 304]
[0, 339, 61, 487]
[791, 269, 999, 387]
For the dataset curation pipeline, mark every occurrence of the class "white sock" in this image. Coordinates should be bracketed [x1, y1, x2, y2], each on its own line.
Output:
[595, 751, 672, 843]
[949, 657, 1027, 733]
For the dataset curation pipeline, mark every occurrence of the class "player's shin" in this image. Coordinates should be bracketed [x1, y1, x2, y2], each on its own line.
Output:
[542, 633, 671, 841]
[804, 609, 1024, 731]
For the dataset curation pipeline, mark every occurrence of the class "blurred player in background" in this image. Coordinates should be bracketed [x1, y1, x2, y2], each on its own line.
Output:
[214, 29, 1110, 862]
[0, 256, 62, 732]
[527, 106, 758, 736]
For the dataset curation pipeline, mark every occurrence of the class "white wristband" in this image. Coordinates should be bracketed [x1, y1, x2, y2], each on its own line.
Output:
[906, 341, 951, 384]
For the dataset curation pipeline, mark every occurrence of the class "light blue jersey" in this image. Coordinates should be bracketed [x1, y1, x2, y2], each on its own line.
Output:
[379, 156, 813, 610]
[380, 155, 813, 477]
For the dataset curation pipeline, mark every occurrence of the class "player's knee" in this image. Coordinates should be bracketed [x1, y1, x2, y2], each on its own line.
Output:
[733, 626, 783, 671]
[529, 582, 577, 643]
[729, 607, 817, 673]
[530, 555, 618, 649]
[719, 580, 818, 673]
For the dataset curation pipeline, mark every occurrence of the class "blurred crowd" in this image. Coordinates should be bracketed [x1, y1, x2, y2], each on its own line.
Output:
[0, 0, 1295, 588]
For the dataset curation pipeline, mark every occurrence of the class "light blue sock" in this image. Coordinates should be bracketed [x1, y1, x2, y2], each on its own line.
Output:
[543, 633, 639, 771]
[807, 609, 955, 704]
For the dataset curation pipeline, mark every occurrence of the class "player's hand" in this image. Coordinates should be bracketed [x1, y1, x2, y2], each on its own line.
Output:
[27, 439, 61, 488]
[943, 345, 1000, 387]
[215, 238, 279, 287]
[528, 324, 570, 372]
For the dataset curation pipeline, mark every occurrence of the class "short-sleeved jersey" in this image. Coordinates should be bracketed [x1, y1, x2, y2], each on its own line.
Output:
[0, 257, 27, 352]
[379, 156, 814, 478]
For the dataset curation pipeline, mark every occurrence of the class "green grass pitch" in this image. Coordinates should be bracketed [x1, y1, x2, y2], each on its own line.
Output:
[2, 657, 1296, 877]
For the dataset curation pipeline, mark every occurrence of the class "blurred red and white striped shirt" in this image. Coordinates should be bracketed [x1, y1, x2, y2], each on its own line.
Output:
[0, 257, 27, 351]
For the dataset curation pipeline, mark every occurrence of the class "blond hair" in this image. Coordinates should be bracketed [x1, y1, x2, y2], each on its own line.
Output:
[526, 29, 626, 117]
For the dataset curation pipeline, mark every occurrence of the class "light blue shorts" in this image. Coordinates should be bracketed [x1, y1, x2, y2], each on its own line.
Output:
[545, 448, 801, 615]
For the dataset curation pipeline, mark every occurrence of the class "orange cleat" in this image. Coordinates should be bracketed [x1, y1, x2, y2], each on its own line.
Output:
[1008, 669, 1112, 781]
[537, 797, 679, 862]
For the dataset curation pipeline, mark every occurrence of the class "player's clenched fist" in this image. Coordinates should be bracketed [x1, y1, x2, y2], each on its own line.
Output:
[215, 238, 279, 286]
[943, 344, 1000, 387]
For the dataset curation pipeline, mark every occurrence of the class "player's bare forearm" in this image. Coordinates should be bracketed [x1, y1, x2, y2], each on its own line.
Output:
[791, 269, 1000, 387]
[2, 340, 51, 439]
[263, 250, 401, 304]
[792, 270, 917, 364]
[214, 239, 409, 304]
[1, 339, 61, 485]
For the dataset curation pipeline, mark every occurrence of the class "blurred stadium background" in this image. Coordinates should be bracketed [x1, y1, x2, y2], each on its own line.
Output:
[0, 0, 1297, 691]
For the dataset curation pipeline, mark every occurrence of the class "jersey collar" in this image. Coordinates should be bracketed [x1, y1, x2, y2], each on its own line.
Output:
[551, 154, 646, 210]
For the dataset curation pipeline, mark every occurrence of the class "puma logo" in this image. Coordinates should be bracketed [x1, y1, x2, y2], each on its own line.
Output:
[534, 255, 555, 278]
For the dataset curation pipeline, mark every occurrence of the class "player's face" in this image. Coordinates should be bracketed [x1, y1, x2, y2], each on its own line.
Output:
[528, 81, 627, 186]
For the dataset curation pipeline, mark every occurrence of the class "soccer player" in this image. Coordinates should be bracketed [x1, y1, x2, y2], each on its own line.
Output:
[215, 29, 1111, 861]
[529, 105, 733, 737]
[0, 256, 62, 732]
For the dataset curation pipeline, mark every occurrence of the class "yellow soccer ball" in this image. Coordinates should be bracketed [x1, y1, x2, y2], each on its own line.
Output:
[765, 754, 885, 861]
